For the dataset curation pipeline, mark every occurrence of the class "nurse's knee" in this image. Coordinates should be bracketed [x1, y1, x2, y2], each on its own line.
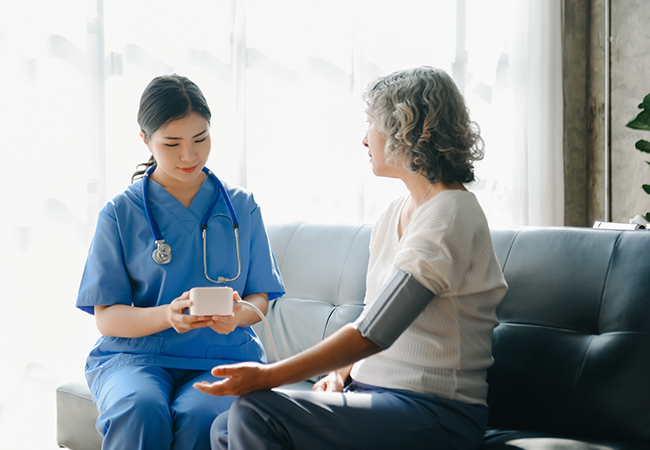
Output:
[98, 391, 172, 448]
[173, 392, 234, 431]
[111, 389, 171, 426]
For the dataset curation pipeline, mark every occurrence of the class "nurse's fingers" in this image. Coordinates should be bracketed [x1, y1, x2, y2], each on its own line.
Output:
[169, 305, 214, 333]
[173, 321, 214, 334]
[170, 298, 192, 313]
[184, 314, 216, 329]
[185, 315, 214, 325]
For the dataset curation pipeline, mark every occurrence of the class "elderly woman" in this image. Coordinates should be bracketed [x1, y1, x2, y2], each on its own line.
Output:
[195, 66, 508, 450]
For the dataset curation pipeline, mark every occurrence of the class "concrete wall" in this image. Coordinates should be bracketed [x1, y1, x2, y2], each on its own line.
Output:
[562, 0, 591, 226]
[610, 0, 650, 223]
[563, 0, 650, 226]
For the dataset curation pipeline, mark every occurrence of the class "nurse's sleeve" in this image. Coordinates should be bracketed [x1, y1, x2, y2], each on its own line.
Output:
[76, 206, 133, 315]
[242, 200, 285, 301]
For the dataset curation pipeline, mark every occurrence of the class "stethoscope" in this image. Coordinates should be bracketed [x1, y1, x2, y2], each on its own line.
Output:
[143, 164, 241, 284]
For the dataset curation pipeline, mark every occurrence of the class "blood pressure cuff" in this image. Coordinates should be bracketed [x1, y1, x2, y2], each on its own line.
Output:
[354, 269, 434, 350]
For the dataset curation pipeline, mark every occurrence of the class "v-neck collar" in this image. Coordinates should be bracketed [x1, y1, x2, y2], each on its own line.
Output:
[146, 176, 217, 233]
[394, 190, 467, 241]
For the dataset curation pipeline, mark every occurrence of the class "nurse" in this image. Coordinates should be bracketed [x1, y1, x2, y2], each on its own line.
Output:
[76, 74, 285, 450]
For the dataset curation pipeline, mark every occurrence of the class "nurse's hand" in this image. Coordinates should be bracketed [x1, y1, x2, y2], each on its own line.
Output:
[193, 362, 272, 396]
[168, 292, 215, 334]
[208, 297, 243, 335]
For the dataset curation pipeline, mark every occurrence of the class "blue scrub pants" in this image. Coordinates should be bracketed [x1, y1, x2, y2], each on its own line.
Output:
[211, 381, 488, 450]
[92, 365, 235, 450]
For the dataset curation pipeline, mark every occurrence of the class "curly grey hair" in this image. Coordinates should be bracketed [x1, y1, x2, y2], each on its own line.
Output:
[363, 66, 484, 185]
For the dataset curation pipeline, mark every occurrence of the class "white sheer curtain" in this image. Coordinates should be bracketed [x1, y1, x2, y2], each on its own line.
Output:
[0, 0, 562, 447]
[462, 0, 564, 227]
[507, 0, 564, 226]
[239, 0, 564, 226]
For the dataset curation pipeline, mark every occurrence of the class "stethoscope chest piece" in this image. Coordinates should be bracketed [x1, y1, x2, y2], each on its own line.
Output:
[152, 240, 172, 265]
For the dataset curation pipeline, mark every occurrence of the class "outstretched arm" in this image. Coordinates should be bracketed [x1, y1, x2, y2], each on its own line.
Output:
[193, 323, 380, 397]
[194, 269, 434, 397]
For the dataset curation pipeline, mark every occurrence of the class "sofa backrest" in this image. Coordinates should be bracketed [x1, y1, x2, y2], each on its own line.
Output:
[488, 227, 650, 443]
[257, 222, 372, 369]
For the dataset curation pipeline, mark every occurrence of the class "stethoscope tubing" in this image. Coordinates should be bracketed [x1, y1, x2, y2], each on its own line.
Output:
[143, 164, 241, 283]
[142, 166, 164, 242]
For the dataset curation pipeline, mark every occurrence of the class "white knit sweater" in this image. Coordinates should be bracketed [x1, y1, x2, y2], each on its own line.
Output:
[350, 190, 507, 405]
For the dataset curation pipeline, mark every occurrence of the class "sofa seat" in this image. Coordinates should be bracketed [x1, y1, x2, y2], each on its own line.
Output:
[482, 429, 649, 450]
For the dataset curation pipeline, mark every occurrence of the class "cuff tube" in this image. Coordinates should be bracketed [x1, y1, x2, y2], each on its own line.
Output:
[354, 269, 434, 350]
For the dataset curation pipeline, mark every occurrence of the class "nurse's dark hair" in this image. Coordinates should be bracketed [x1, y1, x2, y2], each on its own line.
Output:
[363, 66, 484, 185]
[131, 74, 212, 182]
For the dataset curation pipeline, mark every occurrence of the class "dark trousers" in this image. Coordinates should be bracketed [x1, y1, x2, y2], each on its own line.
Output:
[211, 381, 488, 450]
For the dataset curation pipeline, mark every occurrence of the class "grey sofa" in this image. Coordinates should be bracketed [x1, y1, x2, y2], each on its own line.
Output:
[56, 222, 650, 449]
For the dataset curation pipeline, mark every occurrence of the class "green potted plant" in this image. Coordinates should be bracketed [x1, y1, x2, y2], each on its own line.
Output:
[625, 93, 650, 222]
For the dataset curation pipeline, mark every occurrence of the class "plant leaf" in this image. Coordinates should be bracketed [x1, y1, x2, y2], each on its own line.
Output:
[640, 93, 650, 109]
[626, 110, 650, 130]
[645, 212, 650, 222]
[636, 140, 650, 153]
[643, 184, 650, 194]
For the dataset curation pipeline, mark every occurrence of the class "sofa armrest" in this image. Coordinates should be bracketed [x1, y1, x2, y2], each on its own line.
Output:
[56, 381, 102, 450]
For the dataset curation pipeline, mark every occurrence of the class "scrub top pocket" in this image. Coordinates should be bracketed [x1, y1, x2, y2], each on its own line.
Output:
[206, 334, 266, 363]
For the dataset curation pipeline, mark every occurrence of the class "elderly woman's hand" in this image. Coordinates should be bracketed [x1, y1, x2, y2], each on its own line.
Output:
[193, 362, 274, 396]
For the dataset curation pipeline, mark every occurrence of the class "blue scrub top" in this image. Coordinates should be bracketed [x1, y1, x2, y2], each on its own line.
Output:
[76, 174, 285, 389]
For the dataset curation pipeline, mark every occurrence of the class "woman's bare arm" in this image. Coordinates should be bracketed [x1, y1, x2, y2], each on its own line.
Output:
[194, 324, 380, 396]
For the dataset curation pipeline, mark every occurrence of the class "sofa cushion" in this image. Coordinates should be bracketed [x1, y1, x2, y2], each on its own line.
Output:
[482, 429, 649, 450]
[487, 228, 650, 444]
[253, 222, 372, 386]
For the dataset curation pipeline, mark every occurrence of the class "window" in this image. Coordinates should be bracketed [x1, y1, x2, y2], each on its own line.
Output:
[0, 0, 561, 446]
